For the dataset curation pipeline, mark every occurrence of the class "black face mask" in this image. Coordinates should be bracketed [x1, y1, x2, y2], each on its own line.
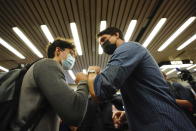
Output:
[101, 40, 117, 55]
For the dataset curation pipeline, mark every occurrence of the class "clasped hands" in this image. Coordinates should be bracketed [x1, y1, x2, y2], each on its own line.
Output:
[75, 66, 101, 84]
[75, 66, 127, 129]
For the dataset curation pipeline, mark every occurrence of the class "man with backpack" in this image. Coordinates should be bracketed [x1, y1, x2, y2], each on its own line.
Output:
[2, 38, 89, 131]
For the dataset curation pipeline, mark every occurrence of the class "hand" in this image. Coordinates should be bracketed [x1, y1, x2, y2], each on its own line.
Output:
[69, 126, 78, 131]
[112, 111, 126, 128]
[75, 72, 88, 84]
[88, 66, 101, 74]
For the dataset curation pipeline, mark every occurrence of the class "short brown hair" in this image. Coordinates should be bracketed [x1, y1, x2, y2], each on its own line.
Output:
[47, 38, 75, 58]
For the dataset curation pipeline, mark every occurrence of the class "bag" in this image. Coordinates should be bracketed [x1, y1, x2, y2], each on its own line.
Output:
[0, 61, 44, 131]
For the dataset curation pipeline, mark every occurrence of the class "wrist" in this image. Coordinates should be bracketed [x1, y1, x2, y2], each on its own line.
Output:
[88, 73, 97, 80]
[87, 69, 97, 74]
[78, 80, 88, 85]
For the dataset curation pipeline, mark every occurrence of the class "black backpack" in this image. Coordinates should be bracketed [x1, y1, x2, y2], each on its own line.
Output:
[0, 61, 45, 131]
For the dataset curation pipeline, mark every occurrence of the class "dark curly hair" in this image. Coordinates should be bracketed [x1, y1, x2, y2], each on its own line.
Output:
[47, 38, 75, 58]
[97, 27, 124, 40]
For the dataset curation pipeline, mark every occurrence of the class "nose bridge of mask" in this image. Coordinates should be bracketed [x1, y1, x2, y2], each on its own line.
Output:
[66, 53, 75, 63]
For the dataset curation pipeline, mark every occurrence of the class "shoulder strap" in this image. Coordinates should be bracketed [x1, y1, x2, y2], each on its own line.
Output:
[15, 59, 43, 131]
[20, 59, 45, 131]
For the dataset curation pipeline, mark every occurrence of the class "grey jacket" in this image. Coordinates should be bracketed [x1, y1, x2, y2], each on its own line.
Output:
[11, 59, 89, 131]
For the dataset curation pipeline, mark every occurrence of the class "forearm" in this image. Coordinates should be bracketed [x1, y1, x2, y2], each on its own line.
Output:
[61, 82, 89, 126]
[34, 60, 89, 126]
[88, 73, 97, 98]
[176, 99, 193, 109]
[39, 82, 89, 126]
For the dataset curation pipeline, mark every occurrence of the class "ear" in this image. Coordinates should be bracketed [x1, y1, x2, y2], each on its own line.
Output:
[55, 47, 61, 56]
[115, 32, 120, 39]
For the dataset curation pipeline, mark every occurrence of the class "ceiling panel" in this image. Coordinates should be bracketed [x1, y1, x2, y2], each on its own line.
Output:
[0, 0, 195, 83]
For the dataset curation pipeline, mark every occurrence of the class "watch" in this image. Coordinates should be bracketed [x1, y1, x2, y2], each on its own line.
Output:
[88, 69, 96, 74]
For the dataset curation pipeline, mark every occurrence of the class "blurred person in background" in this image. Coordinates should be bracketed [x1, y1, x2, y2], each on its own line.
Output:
[162, 72, 196, 127]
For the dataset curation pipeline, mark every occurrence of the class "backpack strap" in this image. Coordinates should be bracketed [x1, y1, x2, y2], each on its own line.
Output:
[20, 59, 45, 131]
[13, 59, 43, 131]
[14, 59, 43, 108]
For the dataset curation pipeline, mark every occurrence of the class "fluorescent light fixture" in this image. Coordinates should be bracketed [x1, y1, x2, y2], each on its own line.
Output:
[98, 44, 103, 55]
[124, 20, 137, 42]
[161, 68, 167, 71]
[166, 69, 176, 75]
[68, 70, 76, 80]
[160, 64, 193, 69]
[170, 60, 183, 65]
[40, 25, 54, 43]
[100, 21, 107, 32]
[99, 21, 107, 54]
[158, 17, 196, 51]
[82, 69, 87, 74]
[143, 18, 167, 48]
[70, 23, 82, 56]
[0, 38, 25, 59]
[0, 66, 9, 72]
[177, 34, 196, 50]
[187, 64, 196, 70]
[13, 27, 43, 58]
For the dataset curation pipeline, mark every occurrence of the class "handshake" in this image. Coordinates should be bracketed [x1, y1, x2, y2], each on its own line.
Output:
[75, 66, 101, 84]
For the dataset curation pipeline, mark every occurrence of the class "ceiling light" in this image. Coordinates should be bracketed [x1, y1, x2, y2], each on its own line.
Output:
[68, 70, 76, 80]
[40, 25, 54, 43]
[82, 69, 87, 74]
[158, 17, 196, 51]
[13, 27, 43, 58]
[0, 66, 9, 72]
[0, 38, 25, 59]
[70, 23, 82, 56]
[177, 34, 196, 50]
[100, 21, 107, 32]
[170, 60, 183, 65]
[160, 64, 193, 69]
[99, 21, 107, 55]
[98, 44, 103, 55]
[124, 20, 137, 42]
[161, 68, 167, 71]
[166, 69, 176, 75]
[143, 18, 167, 48]
[177, 72, 181, 75]
[187, 64, 196, 70]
